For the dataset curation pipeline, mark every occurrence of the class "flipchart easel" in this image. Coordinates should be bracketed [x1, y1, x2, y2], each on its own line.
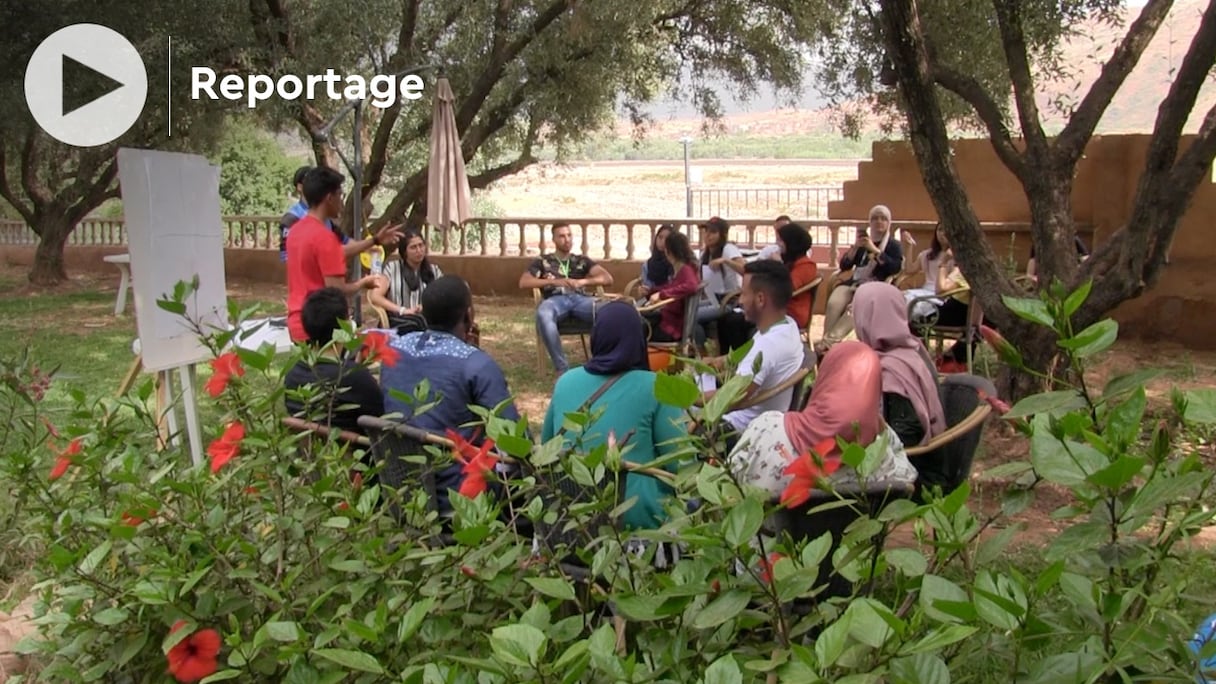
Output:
[115, 148, 229, 467]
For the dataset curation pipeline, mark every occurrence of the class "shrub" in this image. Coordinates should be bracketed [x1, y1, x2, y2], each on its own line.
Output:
[2, 279, 1214, 681]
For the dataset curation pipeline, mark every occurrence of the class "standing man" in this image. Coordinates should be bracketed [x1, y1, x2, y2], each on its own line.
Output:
[519, 223, 615, 373]
[285, 167, 402, 342]
[279, 166, 313, 263]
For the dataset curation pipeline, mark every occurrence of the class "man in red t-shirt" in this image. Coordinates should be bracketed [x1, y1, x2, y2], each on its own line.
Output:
[285, 167, 403, 341]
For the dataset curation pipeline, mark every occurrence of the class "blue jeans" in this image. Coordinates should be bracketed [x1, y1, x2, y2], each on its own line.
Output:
[536, 294, 597, 372]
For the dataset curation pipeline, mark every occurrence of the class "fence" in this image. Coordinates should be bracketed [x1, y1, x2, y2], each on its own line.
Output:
[4, 215, 1072, 272]
[689, 186, 843, 219]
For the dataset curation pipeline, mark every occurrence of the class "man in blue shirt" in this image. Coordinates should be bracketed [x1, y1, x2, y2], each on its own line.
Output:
[381, 275, 521, 513]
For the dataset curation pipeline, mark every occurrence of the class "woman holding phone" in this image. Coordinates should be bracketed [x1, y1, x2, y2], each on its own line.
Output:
[818, 205, 903, 354]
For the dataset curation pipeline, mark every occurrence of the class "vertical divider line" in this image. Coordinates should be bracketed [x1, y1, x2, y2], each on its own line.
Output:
[167, 35, 172, 136]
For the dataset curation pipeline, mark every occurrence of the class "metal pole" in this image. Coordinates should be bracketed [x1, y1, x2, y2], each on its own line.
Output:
[682, 137, 692, 218]
[351, 100, 365, 323]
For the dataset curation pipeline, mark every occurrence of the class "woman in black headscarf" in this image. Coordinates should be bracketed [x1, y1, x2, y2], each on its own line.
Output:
[541, 300, 686, 529]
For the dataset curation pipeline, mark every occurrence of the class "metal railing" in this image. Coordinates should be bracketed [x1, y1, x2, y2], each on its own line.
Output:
[689, 186, 843, 220]
[5, 215, 1081, 271]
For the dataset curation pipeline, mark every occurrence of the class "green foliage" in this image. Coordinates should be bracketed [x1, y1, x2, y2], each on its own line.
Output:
[208, 121, 303, 216]
[2, 278, 1213, 681]
[544, 133, 879, 162]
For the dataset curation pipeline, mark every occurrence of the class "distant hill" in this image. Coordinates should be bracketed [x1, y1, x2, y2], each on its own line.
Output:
[627, 0, 1214, 142]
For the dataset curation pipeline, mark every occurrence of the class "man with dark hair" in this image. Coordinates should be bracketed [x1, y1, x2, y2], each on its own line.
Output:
[283, 287, 385, 434]
[518, 223, 615, 373]
[380, 275, 521, 512]
[284, 166, 403, 342]
[707, 259, 805, 434]
[279, 165, 317, 263]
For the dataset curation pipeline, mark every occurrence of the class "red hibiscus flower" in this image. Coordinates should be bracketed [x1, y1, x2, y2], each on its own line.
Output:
[48, 437, 83, 481]
[977, 389, 1012, 416]
[780, 438, 842, 508]
[758, 552, 785, 584]
[122, 508, 158, 526]
[359, 331, 400, 367]
[204, 352, 245, 398]
[166, 620, 221, 683]
[42, 417, 61, 439]
[446, 429, 499, 499]
[207, 422, 245, 474]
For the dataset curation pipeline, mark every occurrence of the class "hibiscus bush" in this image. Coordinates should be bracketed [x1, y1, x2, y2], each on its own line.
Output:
[1, 279, 1214, 682]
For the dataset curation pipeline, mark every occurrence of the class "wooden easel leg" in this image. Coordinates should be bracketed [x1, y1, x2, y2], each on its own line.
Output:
[154, 370, 180, 451]
[117, 354, 143, 397]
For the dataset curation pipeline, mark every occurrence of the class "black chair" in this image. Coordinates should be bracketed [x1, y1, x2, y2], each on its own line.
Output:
[906, 373, 996, 498]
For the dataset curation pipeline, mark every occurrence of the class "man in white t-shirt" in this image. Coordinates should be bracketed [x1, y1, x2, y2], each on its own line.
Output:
[757, 214, 791, 261]
[706, 260, 806, 434]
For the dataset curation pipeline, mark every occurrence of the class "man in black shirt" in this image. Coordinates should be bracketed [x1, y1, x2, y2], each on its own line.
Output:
[283, 287, 384, 434]
[518, 223, 614, 373]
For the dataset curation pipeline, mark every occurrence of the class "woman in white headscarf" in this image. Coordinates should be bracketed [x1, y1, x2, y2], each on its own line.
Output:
[819, 204, 904, 353]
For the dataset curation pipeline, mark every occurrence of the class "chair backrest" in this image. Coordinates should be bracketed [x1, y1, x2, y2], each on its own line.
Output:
[678, 282, 707, 352]
[917, 374, 995, 495]
[788, 345, 817, 411]
[356, 415, 444, 519]
[797, 276, 824, 338]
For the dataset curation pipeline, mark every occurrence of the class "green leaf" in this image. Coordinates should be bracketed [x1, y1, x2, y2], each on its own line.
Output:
[703, 374, 753, 425]
[92, 608, 129, 626]
[200, 671, 243, 683]
[723, 496, 763, 548]
[1103, 387, 1146, 451]
[490, 623, 547, 668]
[113, 630, 148, 667]
[1102, 368, 1163, 401]
[1183, 388, 1216, 424]
[1004, 390, 1087, 420]
[1060, 280, 1092, 319]
[1058, 319, 1117, 358]
[919, 575, 970, 624]
[1030, 416, 1106, 486]
[495, 432, 534, 459]
[1086, 456, 1145, 490]
[814, 609, 853, 667]
[847, 599, 896, 649]
[654, 372, 699, 409]
[886, 548, 928, 578]
[692, 590, 751, 630]
[264, 621, 300, 643]
[973, 572, 1027, 631]
[397, 598, 434, 642]
[1002, 296, 1055, 328]
[902, 624, 978, 655]
[157, 299, 188, 315]
[889, 653, 950, 684]
[312, 648, 384, 674]
[704, 654, 743, 684]
[78, 540, 112, 575]
[525, 577, 577, 602]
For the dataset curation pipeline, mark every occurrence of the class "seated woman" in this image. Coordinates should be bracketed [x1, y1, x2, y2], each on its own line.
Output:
[695, 217, 745, 328]
[368, 228, 443, 327]
[852, 282, 946, 449]
[819, 204, 903, 353]
[542, 301, 686, 530]
[716, 221, 818, 352]
[642, 231, 701, 344]
[641, 224, 675, 289]
[900, 224, 948, 320]
[919, 247, 976, 368]
[727, 341, 916, 499]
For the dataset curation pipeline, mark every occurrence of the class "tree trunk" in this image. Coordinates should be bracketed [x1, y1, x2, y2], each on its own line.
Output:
[27, 214, 73, 285]
[997, 326, 1059, 401]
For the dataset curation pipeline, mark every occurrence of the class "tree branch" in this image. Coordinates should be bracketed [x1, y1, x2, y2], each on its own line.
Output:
[931, 65, 1026, 178]
[991, 0, 1048, 157]
[20, 131, 51, 207]
[455, 0, 571, 131]
[0, 143, 35, 225]
[1055, 0, 1174, 165]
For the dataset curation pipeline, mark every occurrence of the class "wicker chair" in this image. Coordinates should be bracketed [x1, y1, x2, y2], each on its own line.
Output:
[907, 286, 982, 373]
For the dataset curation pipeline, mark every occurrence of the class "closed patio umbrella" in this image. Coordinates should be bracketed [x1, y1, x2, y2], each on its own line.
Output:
[426, 78, 472, 235]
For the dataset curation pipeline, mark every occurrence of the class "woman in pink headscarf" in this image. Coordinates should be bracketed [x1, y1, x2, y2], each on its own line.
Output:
[852, 282, 946, 447]
[728, 341, 916, 498]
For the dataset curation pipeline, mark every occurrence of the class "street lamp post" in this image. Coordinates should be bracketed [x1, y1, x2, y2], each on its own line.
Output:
[681, 136, 693, 217]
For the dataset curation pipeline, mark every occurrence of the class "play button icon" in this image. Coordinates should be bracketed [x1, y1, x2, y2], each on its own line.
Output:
[24, 24, 148, 147]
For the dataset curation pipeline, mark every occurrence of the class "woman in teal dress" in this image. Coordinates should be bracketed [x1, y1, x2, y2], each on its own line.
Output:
[541, 300, 686, 530]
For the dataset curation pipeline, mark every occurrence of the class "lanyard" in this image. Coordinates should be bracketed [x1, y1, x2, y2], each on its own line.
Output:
[556, 257, 571, 278]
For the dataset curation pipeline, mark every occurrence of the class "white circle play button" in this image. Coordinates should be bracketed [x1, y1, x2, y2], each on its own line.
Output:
[24, 24, 148, 147]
